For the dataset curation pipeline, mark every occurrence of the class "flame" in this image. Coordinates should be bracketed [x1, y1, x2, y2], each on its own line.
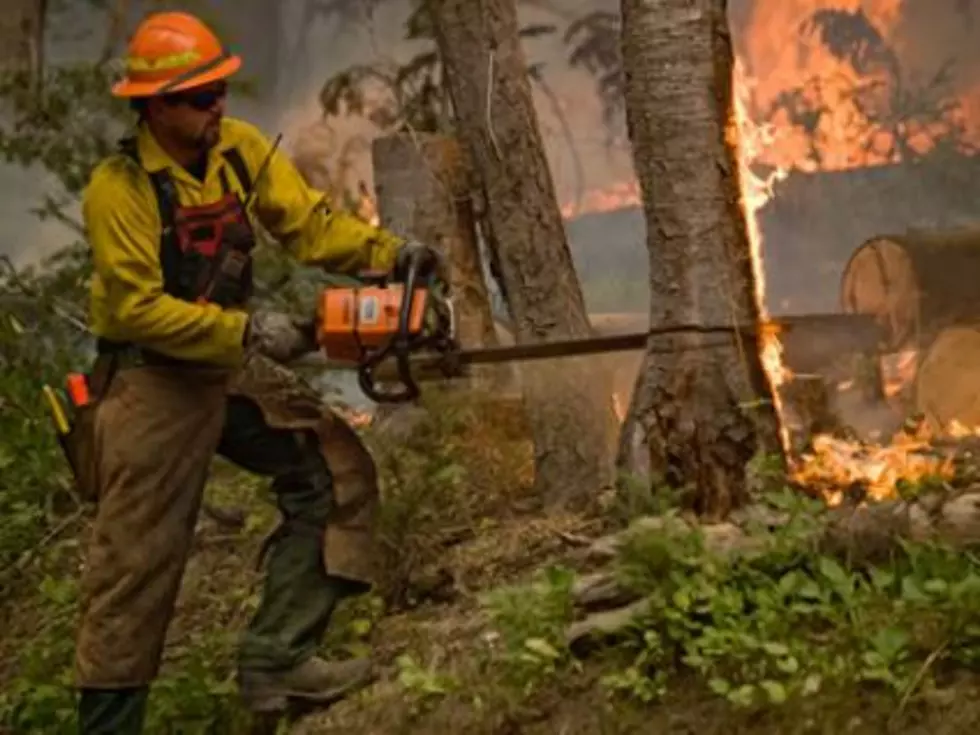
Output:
[880, 348, 917, 398]
[732, 59, 794, 457]
[556, 1, 980, 505]
[560, 181, 641, 219]
[795, 425, 954, 506]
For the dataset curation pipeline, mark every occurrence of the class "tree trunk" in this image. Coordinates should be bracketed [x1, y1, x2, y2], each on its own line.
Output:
[430, 0, 617, 508]
[0, 0, 45, 77]
[372, 132, 498, 351]
[618, 0, 782, 519]
[372, 132, 512, 393]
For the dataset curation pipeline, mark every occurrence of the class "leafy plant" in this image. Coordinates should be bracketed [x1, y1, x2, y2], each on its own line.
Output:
[603, 498, 980, 713]
[482, 565, 577, 695]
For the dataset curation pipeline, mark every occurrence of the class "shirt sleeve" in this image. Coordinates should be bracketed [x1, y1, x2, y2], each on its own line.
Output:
[84, 161, 248, 366]
[236, 122, 405, 273]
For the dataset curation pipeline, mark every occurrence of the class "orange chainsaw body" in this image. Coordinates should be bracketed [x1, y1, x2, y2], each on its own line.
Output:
[316, 284, 431, 363]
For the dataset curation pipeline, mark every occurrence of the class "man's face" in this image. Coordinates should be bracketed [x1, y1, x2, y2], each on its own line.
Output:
[148, 80, 227, 152]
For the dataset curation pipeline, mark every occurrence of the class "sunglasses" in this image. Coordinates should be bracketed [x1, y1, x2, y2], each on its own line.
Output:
[163, 83, 227, 111]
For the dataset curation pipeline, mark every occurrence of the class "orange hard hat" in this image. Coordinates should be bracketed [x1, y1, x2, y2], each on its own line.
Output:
[111, 11, 241, 98]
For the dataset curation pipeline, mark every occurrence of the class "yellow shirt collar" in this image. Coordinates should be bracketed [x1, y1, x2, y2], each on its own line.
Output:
[134, 121, 232, 188]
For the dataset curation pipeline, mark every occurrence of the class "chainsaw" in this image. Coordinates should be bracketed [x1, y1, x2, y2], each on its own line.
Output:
[311, 250, 828, 404]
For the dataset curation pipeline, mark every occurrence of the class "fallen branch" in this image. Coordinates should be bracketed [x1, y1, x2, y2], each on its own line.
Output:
[572, 570, 636, 610]
[576, 514, 756, 565]
[566, 597, 652, 654]
[561, 489, 980, 653]
[579, 488, 980, 569]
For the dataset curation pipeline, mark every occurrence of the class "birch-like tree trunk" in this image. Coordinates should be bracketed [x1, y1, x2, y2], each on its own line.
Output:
[617, 0, 783, 519]
[430, 0, 617, 508]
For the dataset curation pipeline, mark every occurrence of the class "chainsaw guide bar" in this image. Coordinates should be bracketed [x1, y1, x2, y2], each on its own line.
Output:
[309, 250, 883, 403]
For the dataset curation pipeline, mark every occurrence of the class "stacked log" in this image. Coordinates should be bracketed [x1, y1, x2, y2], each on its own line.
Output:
[840, 229, 980, 352]
[841, 229, 980, 430]
[914, 323, 980, 431]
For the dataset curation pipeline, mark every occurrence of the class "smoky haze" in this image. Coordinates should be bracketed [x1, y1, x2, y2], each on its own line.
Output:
[5, 0, 980, 320]
[0, 0, 634, 268]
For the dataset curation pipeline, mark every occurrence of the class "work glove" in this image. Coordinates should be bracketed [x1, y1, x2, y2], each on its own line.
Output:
[244, 311, 318, 364]
[390, 240, 446, 285]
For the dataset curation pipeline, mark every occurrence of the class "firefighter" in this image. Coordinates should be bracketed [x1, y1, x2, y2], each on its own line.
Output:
[74, 10, 437, 732]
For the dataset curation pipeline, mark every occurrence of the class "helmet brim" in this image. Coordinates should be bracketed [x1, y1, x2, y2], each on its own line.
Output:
[111, 54, 241, 98]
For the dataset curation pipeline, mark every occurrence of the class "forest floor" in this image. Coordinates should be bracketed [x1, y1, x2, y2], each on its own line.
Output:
[3, 388, 980, 734]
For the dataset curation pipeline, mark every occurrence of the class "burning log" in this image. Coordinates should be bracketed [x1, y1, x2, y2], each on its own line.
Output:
[914, 323, 980, 431]
[780, 374, 840, 446]
[840, 229, 980, 352]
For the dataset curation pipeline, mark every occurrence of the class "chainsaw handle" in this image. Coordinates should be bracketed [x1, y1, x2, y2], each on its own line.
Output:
[354, 250, 428, 404]
[356, 358, 420, 403]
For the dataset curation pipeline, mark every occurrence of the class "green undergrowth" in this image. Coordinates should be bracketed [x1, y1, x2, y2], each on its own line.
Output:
[360, 387, 534, 609]
[390, 489, 980, 731]
[0, 384, 533, 733]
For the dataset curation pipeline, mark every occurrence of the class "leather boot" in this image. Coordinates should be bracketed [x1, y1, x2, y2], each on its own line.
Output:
[237, 655, 376, 713]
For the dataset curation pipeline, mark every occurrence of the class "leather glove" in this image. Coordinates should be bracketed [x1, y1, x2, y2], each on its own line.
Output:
[390, 240, 446, 284]
[244, 311, 317, 363]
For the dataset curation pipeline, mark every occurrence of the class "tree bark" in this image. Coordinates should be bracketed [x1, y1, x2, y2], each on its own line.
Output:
[0, 0, 45, 78]
[372, 132, 498, 351]
[618, 0, 782, 519]
[430, 0, 617, 508]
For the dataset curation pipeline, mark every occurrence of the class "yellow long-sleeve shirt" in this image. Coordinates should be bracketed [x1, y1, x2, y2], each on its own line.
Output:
[84, 117, 403, 367]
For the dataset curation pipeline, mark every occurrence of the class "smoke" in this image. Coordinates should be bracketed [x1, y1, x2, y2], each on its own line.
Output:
[271, 0, 633, 218]
[2, 0, 634, 269]
[892, 0, 980, 88]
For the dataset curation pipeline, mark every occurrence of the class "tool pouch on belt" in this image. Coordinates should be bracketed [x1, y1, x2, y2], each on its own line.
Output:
[59, 356, 116, 504]
[60, 402, 100, 503]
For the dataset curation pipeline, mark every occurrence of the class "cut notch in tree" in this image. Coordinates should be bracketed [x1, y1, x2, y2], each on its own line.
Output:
[617, 0, 783, 520]
[430, 0, 618, 509]
[372, 133, 498, 352]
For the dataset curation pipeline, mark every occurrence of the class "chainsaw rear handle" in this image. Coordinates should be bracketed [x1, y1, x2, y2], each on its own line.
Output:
[355, 245, 439, 403]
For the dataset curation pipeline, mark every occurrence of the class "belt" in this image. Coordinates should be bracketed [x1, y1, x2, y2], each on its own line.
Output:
[95, 338, 204, 369]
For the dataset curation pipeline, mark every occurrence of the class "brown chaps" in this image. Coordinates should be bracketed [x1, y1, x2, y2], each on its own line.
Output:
[73, 353, 379, 688]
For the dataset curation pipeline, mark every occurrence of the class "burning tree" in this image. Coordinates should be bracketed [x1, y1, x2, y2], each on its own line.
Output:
[617, 0, 783, 519]
[752, 7, 979, 170]
[429, 0, 618, 508]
